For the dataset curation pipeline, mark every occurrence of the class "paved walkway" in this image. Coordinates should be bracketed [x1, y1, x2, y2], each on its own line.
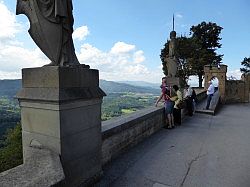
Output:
[195, 91, 220, 115]
[97, 103, 250, 187]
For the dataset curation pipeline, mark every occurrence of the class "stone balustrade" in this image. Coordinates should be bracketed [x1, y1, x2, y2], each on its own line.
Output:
[101, 106, 165, 165]
[0, 90, 207, 186]
[0, 147, 64, 187]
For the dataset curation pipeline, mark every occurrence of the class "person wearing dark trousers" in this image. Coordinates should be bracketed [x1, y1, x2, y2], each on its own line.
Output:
[191, 88, 198, 114]
[184, 85, 193, 116]
[205, 81, 215, 110]
[172, 85, 182, 125]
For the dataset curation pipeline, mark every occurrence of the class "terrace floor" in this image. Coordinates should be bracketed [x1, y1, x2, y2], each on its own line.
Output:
[96, 102, 250, 187]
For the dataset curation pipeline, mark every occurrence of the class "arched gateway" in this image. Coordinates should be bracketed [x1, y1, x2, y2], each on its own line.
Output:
[204, 64, 227, 103]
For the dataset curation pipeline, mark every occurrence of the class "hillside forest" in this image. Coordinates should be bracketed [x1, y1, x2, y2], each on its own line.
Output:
[0, 79, 160, 144]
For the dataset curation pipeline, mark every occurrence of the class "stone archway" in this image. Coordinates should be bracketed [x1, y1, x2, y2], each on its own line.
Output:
[204, 64, 227, 102]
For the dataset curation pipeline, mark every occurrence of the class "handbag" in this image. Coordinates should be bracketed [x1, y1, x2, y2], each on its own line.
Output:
[176, 100, 185, 109]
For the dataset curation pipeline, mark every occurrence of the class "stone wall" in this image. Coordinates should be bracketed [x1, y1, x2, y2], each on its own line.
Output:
[0, 91, 207, 186]
[225, 73, 250, 103]
[101, 107, 164, 165]
[0, 147, 64, 187]
[101, 90, 207, 165]
[241, 73, 250, 102]
[225, 80, 246, 103]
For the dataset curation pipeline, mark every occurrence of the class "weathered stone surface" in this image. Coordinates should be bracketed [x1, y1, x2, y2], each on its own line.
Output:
[16, 66, 105, 186]
[21, 67, 99, 88]
[204, 64, 227, 102]
[204, 64, 250, 104]
[61, 126, 102, 162]
[225, 80, 246, 103]
[22, 131, 61, 158]
[17, 67, 106, 102]
[165, 77, 181, 87]
[16, 0, 80, 66]
[0, 147, 64, 187]
[98, 103, 250, 187]
[101, 107, 165, 164]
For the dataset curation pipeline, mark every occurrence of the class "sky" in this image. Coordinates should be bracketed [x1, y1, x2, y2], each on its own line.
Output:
[0, 0, 250, 83]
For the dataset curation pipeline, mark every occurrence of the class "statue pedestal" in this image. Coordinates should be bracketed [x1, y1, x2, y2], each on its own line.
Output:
[165, 77, 181, 87]
[16, 66, 106, 186]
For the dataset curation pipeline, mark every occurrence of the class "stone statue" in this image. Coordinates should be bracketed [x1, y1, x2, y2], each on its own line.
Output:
[16, 0, 80, 66]
[164, 31, 177, 77]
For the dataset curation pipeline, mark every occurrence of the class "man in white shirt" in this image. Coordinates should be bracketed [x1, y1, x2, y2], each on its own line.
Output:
[184, 85, 193, 116]
[205, 81, 215, 110]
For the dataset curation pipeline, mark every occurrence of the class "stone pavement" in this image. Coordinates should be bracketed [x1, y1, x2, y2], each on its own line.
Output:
[195, 91, 220, 115]
[96, 103, 250, 187]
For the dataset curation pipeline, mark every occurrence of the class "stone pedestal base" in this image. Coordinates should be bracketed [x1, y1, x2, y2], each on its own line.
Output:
[16, 66, 106, 186]
[165, 77, 181, 87]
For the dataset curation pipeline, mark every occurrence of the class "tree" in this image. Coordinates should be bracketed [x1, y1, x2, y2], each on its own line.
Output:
[0, 124, 23, 172]
[240, 57, 250, 74]
[189, 22, 223, 87]
[160, 36, 194, 86]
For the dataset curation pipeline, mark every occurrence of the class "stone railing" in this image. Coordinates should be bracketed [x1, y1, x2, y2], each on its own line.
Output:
[0, 91, 207, 186]
[101, 90, 207, 164]
[195, 90, 207, 102]
[0, 147, 64, 187]
[101, 106, 164, 165]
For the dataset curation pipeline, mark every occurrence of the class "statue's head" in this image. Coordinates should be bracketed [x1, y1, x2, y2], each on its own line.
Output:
[170, 31, 176, 39]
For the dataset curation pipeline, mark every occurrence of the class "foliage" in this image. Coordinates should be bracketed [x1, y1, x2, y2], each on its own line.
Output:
[160, 36, 194, 85]
[0, 79, 159, 172]
[101, 92, 158, 121]
[0, 124, 23, 173]
[189, 21, 223, 87]
[0, 97, 21, 144]
[160, 21, 223, 88]
[240, 57, 250, 74]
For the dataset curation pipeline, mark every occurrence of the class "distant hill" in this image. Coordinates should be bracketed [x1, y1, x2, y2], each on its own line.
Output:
[0, 79, 160, 98]
[100, 80, 159, 94]
[0, 80, 22, 98]
[117, 81, 160, 89]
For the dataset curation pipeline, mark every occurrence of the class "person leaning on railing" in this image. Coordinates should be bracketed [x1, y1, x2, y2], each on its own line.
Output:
[155, 78, 175, 129]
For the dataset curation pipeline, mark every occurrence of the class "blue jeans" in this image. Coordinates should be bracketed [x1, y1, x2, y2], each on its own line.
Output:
[206, 94, 213, 110]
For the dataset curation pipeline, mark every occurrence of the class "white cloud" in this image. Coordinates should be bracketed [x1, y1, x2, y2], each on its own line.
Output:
[0, 1, 20, 40]
[0, 1, 48, 79]
[0, 1, 163, 83]
[72, 26, 89, 41]
[0, 45, 48, 72]
[176, 13, 183, 19]
[0, 71, 20, 80]
[133, 50, 145, 64]
[78, 42, 163, 83]
[227, 69, 242, 80]
[110, 41, 135, 54]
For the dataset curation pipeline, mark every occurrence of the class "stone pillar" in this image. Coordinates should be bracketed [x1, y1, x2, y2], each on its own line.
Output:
[204, 64, 227, 103]
[16, 66, 106, 186]
[165, 77, 181, 87]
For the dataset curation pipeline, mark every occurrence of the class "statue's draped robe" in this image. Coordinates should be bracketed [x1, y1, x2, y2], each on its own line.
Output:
[36, 0, 79, 65]
[165, 37, 177, 77]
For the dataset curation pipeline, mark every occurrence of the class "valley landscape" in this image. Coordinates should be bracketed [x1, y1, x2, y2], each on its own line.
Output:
[0, 79, 160, 143]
